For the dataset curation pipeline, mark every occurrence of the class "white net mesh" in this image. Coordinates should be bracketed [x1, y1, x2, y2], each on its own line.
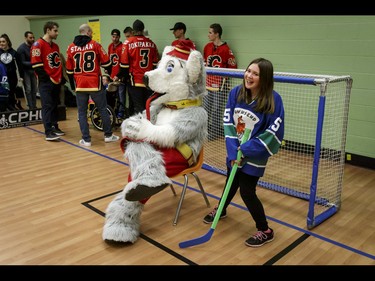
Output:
[203, 67, 352, 229]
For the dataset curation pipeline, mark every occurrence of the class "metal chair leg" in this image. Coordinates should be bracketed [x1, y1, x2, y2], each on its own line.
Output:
[192, 172, 210, 208]
[172, 173, 211, 226]
[170, 184, 177, 196]
[173, 175, 189, 226]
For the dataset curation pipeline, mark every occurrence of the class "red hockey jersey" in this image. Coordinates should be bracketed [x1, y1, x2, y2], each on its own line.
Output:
[31, 38, 62, 84]
[66, 37, 111, 92]
[203, 42, 237, 91]
[119, 35, 159, 87]
[108, 41, 122, 79]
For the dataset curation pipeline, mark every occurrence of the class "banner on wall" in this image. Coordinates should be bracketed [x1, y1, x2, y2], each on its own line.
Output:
[0, 109, 42, 130]
[0, 106, 66, 130]
[88, 19, 101, 43]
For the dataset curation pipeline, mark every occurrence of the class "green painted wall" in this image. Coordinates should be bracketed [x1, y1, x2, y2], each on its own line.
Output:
[29, 15, 375, 159]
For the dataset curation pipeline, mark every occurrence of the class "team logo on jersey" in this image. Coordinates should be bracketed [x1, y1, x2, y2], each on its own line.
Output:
[110, 53, 119, 66]
[0, 53, 13, 64]
[236, 116, 246, 134]
[47, 52, 61, 68]
[207, 55, 222, 68]
[228, 57, 236, 66]
[32, 48, 41, 57]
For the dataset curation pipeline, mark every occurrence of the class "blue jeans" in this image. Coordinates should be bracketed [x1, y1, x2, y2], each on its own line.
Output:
[117, 83, 126, 116]
[38, 80, 60, 135]
[76, 89, 113, 142]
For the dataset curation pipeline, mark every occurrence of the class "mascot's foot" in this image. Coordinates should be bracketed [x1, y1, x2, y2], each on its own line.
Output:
[102, 193, 143, 243]
[125, 183, 170, 201]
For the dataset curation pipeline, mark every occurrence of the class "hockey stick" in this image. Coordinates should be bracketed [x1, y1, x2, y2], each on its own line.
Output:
[179, 128, 251, 248]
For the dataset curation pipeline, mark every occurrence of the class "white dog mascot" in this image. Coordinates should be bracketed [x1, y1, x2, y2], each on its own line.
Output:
[102, 40, 208, 243]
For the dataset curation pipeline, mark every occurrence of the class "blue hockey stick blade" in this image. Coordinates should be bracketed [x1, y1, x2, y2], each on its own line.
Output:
[179, 228, 214, 248]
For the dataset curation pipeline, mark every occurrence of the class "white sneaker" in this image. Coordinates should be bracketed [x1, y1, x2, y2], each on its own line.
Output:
[104, 134, 120, 143]
[79, 139, 92, 147]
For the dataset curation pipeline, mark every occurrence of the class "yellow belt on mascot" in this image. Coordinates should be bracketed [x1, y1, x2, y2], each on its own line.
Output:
[176, 143, 194, 166]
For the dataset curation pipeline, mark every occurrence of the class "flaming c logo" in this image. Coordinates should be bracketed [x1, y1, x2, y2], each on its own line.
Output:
[47, 52, 61, 68]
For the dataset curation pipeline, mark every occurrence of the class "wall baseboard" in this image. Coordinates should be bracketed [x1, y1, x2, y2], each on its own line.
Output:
[345, 153, 375, 170]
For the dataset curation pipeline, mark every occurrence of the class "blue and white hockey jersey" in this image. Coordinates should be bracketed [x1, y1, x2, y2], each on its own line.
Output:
[223, 84, 285, 177]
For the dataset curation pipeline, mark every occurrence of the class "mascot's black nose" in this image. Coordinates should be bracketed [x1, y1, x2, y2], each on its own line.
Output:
[143, 75, 149, 88]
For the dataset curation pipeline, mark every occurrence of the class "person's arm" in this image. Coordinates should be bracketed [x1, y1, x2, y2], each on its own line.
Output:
[14, 51, 24, 79]
[103, 65, 112, 77]
[0, 65, 10, 95]
[224, 86, 241, 162]
[67, 73, 75, 91]
[115, 66, 129, 83]
[115, 41, 129, 82]
[17, 45, 32, 69]
[33, 66, 49, 82]
[241, 92, 285, 161]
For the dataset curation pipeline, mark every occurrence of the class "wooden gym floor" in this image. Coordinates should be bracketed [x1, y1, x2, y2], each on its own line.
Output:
[0, 105, 374, 267]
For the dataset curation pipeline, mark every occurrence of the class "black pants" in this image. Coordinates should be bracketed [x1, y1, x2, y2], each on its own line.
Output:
[38, 80, 61, 135]
[219, 168, 269, 231]
[127, 85, 153, 115]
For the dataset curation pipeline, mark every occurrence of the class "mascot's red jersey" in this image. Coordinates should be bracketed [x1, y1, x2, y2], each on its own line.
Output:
[119, 35, 159, 87]
[66, 35, 111, 92]
[31, 38, 62, 84]
[203, 42, 237, 91]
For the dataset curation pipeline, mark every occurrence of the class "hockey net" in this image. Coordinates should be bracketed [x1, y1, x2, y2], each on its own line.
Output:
[203, 67, 352, 229]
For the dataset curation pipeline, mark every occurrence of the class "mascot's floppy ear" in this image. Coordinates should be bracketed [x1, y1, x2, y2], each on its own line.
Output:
[186, 50, 204, 84]
[166, 40, 205, 85]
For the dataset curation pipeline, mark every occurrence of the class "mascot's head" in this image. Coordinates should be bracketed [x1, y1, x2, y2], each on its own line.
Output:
[143, 40, 206, 104]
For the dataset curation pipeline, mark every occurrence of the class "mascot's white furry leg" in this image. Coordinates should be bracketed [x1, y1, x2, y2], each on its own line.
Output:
[123, 141, 172, 201]
[102, 191, 144, 243]
[102, 141, 172, 243]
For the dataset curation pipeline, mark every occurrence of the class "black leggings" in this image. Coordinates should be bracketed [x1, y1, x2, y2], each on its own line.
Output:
[219, 169, 269, 231]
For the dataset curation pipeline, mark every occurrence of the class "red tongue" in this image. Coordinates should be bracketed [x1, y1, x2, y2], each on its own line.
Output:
[145, 92, 162, 120]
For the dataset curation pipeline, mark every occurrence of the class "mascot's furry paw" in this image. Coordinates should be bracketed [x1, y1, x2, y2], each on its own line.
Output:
[102, 192, 144, 243]
[122, 113, 144, 140]
[123, 177, 171, 201]
[125, 183, 170, 201]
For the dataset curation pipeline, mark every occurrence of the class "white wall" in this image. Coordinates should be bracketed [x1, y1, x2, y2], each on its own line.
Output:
[0, 16, 30, 49]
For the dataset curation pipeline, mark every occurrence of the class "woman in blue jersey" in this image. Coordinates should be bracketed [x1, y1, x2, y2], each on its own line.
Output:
[203, 57, 285, 247]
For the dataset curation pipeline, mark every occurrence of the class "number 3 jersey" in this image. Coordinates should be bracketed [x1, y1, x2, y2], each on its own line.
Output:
[224, 85, 285, 177]
[66, 35, 111, 92]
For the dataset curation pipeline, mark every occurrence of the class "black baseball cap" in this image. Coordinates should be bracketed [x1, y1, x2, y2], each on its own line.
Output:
[170, 22, 186, 32]
[111, 29, 120, 36]
[133, 19, 145, 32]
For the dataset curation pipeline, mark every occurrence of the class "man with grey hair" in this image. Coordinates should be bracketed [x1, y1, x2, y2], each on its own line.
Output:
[66, 23, 120, 147]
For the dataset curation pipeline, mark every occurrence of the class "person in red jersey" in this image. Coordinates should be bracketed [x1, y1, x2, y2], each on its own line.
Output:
[66, 23, 119, 147]
[123, 26, 134, 41]
[30, 21, 65, 141]
[203, 23, 238, 141]
[107, 28, 126, 119]
[169, 22, 196, 49]
[115, 19, 159, 115]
